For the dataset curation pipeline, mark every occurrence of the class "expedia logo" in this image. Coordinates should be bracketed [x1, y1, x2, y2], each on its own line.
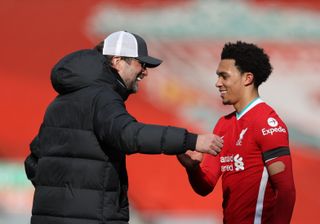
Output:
[262, 117, 286, 135]
[267, 117, 278, 127]
[262, 126, 286, 136]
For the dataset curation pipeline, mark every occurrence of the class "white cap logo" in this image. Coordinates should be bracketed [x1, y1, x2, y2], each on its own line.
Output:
[267, 117, 278, 127]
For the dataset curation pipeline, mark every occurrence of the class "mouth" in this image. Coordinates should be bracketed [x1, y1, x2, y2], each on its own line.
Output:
[136, 74, 144, 81]
[219, 89, 227, 97]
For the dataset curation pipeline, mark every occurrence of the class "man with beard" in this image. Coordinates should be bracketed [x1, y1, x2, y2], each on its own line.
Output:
[25, 31, 223, 224]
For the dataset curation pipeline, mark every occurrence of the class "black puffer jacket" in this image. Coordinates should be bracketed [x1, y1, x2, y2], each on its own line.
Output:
[25, 49, 196, 224]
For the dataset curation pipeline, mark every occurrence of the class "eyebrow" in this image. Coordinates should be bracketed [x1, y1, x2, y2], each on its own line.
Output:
[216, 71, 228, 77]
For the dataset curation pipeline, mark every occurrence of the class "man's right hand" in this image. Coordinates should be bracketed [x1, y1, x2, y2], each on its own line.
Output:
[195, 134, 223, 156]
[177, 134, 223, 171]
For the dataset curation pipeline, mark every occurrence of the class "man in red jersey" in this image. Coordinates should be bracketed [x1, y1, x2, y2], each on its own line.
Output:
[177, 41, 296, 224]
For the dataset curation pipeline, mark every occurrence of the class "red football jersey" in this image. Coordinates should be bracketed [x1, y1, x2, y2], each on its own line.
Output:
[200, 98, 289, 224]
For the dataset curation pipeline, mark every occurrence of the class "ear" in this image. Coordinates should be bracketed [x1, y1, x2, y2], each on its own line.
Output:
[111, 56, 121, 65]
[244, 72, 254, 86]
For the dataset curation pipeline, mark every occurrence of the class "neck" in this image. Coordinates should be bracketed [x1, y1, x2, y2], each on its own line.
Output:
[234, 90, 259, 113]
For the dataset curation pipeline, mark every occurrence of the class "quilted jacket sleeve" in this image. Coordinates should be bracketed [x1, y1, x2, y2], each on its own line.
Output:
[24, 135, 41, 186]
[93, 89, 193, 155]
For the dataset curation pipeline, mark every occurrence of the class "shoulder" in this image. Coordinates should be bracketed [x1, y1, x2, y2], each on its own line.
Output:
[213, 111, 236, 134]
[254, 102, 287, 127]
[253, 102, 289, 150]
[97, 83, 123, 101]
[220, 111, 236, 123]
[93, 85, 124, 106]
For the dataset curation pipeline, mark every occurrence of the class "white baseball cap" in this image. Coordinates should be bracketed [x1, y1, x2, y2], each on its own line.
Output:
[102, 31, 162, 68]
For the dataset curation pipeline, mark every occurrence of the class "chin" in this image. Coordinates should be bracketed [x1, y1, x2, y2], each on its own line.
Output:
[222, 99, 231, 105]
[132, 84, 139, 93]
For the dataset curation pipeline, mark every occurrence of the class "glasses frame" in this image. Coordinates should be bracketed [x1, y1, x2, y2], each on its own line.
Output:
[136, 59, 147, 70]
[120, 57, 147, 70]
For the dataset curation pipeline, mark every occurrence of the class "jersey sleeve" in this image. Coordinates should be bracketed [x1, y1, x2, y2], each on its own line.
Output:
[200, 117, 224, 186]
[187, 154, 221, 196]
[254, 111, 289, 153]
[199, 154, 221, 187]
[203, 116, 224, 182]
[256, 109, 295, 221]
[186, 118, 223, 196]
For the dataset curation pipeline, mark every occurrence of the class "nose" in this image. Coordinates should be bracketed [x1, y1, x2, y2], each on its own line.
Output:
[215, 77, 222, 88]
[142, 68, 148, 77]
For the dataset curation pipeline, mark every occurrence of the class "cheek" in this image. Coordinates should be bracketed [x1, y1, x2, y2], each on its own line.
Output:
[130, 66, 140, 76]
[127, 67, 138, 78]
[229, 84, 240, 94]
[228, 78, 242, 89]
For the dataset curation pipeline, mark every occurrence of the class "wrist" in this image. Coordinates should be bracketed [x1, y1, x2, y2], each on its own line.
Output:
[185, 132, 198, 150]
[186, 163, 201, 173]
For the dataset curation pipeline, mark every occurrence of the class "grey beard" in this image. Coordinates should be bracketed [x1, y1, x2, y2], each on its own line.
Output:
[132, 81, 139, 93]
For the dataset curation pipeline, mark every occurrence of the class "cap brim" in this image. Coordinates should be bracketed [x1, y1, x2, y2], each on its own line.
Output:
[137, 56, 162, 68]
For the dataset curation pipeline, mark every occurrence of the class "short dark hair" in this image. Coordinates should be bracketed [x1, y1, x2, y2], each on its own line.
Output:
[93, 41, 113, 66]
[93, 40, 104, 53]
[221, 41, 273, 88]
[93, 41, 134, 67]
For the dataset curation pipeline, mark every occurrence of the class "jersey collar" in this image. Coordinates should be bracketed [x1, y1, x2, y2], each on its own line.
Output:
[236, 97, 264, 120]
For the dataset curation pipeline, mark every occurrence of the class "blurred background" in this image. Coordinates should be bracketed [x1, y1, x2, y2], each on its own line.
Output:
[1, 0, 320, 223]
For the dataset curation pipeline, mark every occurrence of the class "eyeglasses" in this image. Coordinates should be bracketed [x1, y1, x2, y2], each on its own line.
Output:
[121, 57, 147, 69]
[136, 59, 147, 70]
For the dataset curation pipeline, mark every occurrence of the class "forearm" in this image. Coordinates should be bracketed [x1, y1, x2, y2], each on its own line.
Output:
[187, 166, 215, 196]
[271, 183, 295, 224]
[120, 122, 195, 155]
[267, 155, 296, 223]
[94, 101, 193, 154]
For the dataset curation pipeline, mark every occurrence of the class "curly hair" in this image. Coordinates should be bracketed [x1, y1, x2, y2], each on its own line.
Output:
[221, 41, 273, 88]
